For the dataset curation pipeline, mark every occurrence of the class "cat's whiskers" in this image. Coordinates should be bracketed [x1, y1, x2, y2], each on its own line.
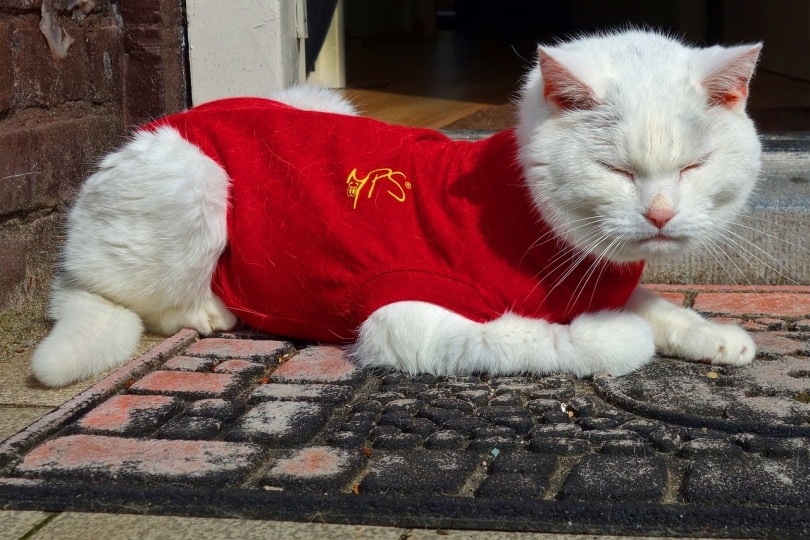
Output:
[542, 226, 616, 304]
[693, 233, 756, 287]
[519, 214, 606, 273]
[693, 226, 781, 314]
[518, 214, 602, 267]
[702, 210, 802, 284]
[565, 232, 625, 315]
[713, 212, 807, 252]
[540, 223, 610, 284]
[711, 227, 799, 285]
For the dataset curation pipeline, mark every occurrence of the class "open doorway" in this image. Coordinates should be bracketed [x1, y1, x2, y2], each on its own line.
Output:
[312, 0, 810, 131]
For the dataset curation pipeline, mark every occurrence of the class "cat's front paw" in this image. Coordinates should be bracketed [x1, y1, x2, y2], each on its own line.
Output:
[569, 312, 655, 376]
[667, 321, 756, 367]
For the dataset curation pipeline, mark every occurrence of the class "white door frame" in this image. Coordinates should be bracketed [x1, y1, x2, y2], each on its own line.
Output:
[186, 0, 308, 105]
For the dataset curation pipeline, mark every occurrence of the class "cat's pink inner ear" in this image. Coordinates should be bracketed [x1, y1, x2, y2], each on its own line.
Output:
[702, 44, 762, 109]
[538, 48, 598, 111]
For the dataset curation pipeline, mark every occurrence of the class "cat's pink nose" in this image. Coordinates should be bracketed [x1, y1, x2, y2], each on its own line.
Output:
[644, 206, 675, 229]
[644, 195, 675, 229]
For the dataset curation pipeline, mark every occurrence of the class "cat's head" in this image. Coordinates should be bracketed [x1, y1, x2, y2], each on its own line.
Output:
[516, 30, 762, 263]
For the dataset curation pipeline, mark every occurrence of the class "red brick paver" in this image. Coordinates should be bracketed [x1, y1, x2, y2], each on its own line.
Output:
[76, 394, 179, 435]
[214, 359, 266, 377]
[267, 446, 356, 478]
[271, 345, 361, 384]
[129, 371, 239, 398]
[185, 338, 292, 363]
[14, 434, 264, 487]
[752, 332, 809, 357]
[0, 329, 197, 465]
[227, 401, 329, 446]
[693, 293, 810, 318]
[249, 383, 352, 404]
[656, 292, 687, 306]
[162, 355, 216, 372]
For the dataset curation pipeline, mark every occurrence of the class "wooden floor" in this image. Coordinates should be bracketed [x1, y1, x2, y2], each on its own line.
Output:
[341, 32, 526, 129]
[342, 32, 810, 131]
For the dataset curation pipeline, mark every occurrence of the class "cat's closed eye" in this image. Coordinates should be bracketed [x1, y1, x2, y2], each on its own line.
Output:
[596, 161, 635, 182]
[679, 154, 711, 178]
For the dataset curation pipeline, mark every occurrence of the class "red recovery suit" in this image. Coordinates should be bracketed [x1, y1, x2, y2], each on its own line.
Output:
[146, 97, 644, 342]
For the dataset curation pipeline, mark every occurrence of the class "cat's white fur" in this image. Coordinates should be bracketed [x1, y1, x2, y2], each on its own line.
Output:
[32, 30, 761, 387]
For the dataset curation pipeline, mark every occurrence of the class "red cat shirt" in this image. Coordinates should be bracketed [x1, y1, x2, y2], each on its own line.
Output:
[148, 97, 644, 342]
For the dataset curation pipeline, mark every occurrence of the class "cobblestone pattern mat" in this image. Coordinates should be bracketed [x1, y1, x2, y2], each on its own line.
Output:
[1, 302, 810, 537]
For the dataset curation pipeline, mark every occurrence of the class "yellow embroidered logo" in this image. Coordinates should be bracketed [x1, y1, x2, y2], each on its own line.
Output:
[346, 168, 411, 209]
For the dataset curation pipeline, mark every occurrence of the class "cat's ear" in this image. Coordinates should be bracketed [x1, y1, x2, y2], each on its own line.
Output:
[537, 47, 599, 111]
[701, 44, 762, 110]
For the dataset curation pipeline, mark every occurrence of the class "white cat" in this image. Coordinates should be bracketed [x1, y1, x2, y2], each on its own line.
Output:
[32, 31, 762, 387]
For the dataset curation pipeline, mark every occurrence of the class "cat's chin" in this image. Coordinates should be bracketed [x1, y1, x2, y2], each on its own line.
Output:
[633, 234, 688, 260]
[593, 234, 688, 263]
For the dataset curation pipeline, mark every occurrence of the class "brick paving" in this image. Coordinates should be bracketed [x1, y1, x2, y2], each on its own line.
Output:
[1, 286, 809, 537]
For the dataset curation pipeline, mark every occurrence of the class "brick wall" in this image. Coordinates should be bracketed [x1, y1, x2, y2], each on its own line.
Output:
[0, 0, 186, 358]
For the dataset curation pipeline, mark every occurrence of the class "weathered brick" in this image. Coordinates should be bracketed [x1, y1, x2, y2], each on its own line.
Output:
[186, 398, 243, 422]
[156, 415, 222, 440]
[528, 437, 590, 455]
[121, 24, 166, 125]
[0, 1, 40, 11]
[373, 432, 423, 450]
[86, 18, 123, 105]
[214, 359, 266, 378]
[752, 332, 808, 357]
[249, 383, 352, 404]
[709, 316, 744, 326]
[185, 338, 292, 364]
[0, 115, 122, 216]
[116, 0, 185, 126]
[795, 319, 810, 331]
[262, 446, 365, 492]
[694, 292, 810, 318]
[685, 456, 810, 506]
[75, 394, 179, 435]
[161, 355, 216, 372]
[12, 17, 89, 108]
[0, 20, 12, 112]
[655, 291, 686, 306]
[679, 438, 744, 459]
[118, 0, 163, 25]
[129, 370, 241, 399]
[580, 429, 639, 442]
[360, 450, 480, 495]
[742, 320, 768, 332]
[226, 401, 329, 446]
[425, 430, 465, 449]
[0, 235, 27, 307]
[755, 317, 786, 330]
[14, 434, 265, 487]
[599, 440, 655, 456]
[477, 473, 546, 498]
[560, 455, 667, 503]
[271, 346, 363, 385]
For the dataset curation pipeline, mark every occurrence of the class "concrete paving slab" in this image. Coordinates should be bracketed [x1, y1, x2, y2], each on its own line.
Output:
[0, 510, 51, 540]
[0, 335, 165, 408]
[0, 407, 52, 442]
[29, 513, 409, 540]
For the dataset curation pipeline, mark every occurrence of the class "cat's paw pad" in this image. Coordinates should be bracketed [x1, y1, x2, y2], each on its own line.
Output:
[677, 321, 756, 367]
[569, 312, 655, 376]
[205, 296, 238, 332]
[705, 322, 756, 366]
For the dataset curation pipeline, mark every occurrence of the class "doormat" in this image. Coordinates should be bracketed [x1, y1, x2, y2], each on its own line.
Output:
[2, 301, 809, 538]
